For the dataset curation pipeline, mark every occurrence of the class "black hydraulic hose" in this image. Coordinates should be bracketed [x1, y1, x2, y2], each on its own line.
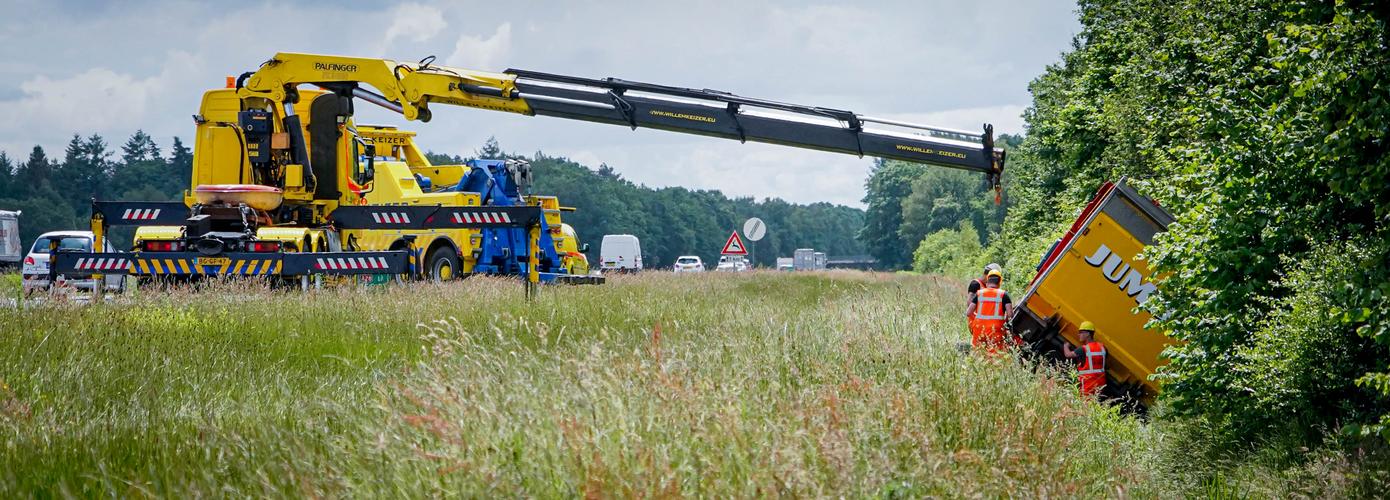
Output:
[234, 72, 253, 90]
[213, 122, 248, 184]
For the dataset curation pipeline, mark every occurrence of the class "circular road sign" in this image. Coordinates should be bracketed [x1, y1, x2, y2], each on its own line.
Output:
[743, 217, 766, 242]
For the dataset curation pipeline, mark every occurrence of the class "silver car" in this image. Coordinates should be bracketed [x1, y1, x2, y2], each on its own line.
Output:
[21, 231, 125, 294]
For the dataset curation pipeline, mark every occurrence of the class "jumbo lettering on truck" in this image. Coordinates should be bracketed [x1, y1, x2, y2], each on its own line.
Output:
[1008, 179, 1177, 407]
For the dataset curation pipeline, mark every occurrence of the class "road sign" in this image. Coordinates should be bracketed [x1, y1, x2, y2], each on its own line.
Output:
[721, 231, 748, 255]
[743, 217, 766, 241]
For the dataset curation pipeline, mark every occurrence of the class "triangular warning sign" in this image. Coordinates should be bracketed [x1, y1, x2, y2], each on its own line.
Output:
[721, 231, 748, 255]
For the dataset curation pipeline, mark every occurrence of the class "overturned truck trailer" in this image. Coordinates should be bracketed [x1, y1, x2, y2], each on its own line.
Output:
[1008, 179, 1177, 407]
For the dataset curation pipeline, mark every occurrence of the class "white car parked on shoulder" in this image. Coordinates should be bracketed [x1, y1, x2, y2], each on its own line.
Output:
[21, 231, 125, 295]
[673, 255, 704, 273]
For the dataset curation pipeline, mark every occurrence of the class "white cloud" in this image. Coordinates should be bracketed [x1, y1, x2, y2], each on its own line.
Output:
[768, 5, 886, 56]
[381, 3, 447, 49]
[445, 23, 512, 69]
[5, 50, 200, 154]
[17, 69, 161, 132]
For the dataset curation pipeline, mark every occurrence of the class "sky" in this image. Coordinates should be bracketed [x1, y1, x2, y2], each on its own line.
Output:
[0, 0, 1080, 207]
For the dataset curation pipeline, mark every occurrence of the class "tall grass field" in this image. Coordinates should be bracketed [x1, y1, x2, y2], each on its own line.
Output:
[0, 271, 1368, 497]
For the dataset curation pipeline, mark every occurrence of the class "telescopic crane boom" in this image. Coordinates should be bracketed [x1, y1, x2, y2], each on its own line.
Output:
[236, 52, 1006, 192]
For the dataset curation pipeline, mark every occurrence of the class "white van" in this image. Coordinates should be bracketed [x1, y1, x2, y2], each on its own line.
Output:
[599, 234, 642, 273]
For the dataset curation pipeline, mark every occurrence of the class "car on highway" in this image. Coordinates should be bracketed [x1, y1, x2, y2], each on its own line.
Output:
[600, 234, 643, 273]
[21, 231, 125, 295]
[673, 255, 705, 273]
[715, 255, 749, 272]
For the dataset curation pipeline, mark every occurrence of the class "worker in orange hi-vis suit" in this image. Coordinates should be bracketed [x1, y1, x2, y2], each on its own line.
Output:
[1063, 321, 1108, 397]
[964, 269, 1016, 354]
[965, 263, 1002, 340]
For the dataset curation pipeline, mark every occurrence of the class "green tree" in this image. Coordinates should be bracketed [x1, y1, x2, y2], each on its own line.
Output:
[475, 136, 504, 160]
[898, 168, 1003, 250]
[0, 185, 75, 246]
[120, 130, 160, 164]
[0, 153, 13, 199]
[58, 134, 114, 213]
[858, 160, 927, 269]
[167, 136, 193, 195]
[15, 146, 53, 188]
[911, 219, 982, 278]
[424, 151, 464, 166]
[112, 130, 170, 201]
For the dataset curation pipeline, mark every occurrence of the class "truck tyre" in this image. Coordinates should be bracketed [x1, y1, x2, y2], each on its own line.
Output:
[424, 248, 459, 282]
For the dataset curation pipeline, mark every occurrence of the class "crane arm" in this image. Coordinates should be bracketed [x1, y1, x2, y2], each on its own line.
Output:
[237, 52, 1004, 187]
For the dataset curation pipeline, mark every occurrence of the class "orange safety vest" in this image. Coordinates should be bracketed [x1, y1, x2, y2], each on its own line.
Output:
[971, 287, 1009, 352]
[966, 278, 984, 330]
[973, 287, 1008, 325]
[1077, 341, 1107, 396]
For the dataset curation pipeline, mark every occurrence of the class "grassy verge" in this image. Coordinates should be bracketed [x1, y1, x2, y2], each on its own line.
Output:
[4, 271, 1161, 496]
[1, 272, 18, 299]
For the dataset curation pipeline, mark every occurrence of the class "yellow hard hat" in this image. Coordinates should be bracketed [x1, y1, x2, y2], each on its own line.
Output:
[986, 269, 1002, 279]
[1078, 321, 1096, 333]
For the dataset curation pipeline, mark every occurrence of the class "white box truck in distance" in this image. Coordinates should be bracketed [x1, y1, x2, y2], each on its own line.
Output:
[0, 210, 20, 270]
[600, 235, 642, 273]
[793, 248, 815, 270]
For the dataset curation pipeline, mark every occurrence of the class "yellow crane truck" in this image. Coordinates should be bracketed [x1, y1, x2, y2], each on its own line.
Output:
[1008, 179, 1177, 408]
[51, 52, 1005, 285]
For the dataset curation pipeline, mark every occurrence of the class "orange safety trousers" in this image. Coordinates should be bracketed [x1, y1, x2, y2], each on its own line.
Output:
[1077, 341, 1108, 397]
[971, 320, 1010, 354]
[966, 279, 984, 342]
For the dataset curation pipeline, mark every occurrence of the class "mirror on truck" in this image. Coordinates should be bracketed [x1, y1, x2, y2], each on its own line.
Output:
[580, 243, 590, 253]
[363, 143, 376, 185]
[351, 137, 375, 188]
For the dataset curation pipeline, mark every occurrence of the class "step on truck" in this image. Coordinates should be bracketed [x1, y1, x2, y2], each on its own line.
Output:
[1008, 179, 1177, 407]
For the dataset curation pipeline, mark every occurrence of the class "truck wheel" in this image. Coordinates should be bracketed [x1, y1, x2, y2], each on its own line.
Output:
[425, 248, 459, 282]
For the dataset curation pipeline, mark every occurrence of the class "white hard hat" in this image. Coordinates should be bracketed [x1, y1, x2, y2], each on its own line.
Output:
[985, 263, 1002, 273]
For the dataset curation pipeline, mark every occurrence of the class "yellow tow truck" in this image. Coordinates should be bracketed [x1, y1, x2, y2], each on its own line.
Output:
[53, 51, 1004, 286]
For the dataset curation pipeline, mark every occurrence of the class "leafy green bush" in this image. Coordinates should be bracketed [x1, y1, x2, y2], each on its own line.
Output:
[1139, 2, 1390, 447]
[910, 220, 981, 278]
[1220, 239, 1389, 447]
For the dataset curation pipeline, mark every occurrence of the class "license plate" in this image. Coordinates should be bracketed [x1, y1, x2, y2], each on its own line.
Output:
[199, 257, 231, 267]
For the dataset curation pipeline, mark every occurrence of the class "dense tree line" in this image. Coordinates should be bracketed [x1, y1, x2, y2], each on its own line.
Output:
[0, 131, 191, 247]
[860, 0, 1390, 482]
[431, 139, 867, 268]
